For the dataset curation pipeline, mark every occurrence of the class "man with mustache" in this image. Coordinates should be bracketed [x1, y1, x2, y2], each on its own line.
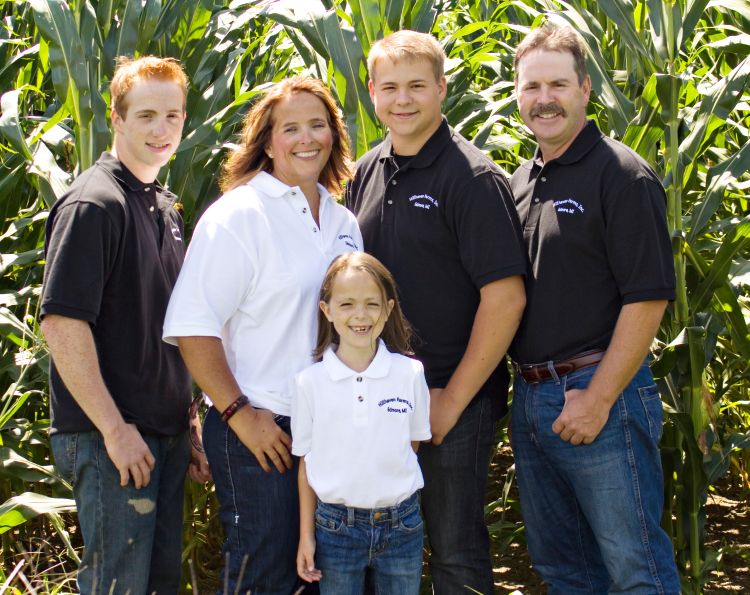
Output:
[508, 22, 680, 593]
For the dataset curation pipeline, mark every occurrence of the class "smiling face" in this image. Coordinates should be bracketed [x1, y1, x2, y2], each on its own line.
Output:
[515, 48, 591, 162]
[368, 57, 446, 156]
[320, 267, 395, 364]
[266, 91, 334, 191]
[111, 77, 185, 183]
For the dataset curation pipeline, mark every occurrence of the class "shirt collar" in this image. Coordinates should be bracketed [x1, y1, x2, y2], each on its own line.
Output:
[322, 340, 393, 381]
[377, 117, 453, 170]
[97, 152, 177, 205]
[249, 170, 332, 203]
[528, 119, 603, 170]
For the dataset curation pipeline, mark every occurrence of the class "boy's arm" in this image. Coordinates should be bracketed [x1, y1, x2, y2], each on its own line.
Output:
[297, 458, 322, 583]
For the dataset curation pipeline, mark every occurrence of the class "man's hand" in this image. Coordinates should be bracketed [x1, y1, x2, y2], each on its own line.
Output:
[297, 535, 322, 583]
[230, 407, 293, 473]
[102, 422, 155, 488]
[429, 388, 464, 445]
[188, 446, 211, 483]
[551, 388, 612, 445]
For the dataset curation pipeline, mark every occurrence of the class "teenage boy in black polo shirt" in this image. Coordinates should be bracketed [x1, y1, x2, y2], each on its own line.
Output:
[41, 57, 209, 595]
[508, 22, 680, 593]
[346, 30, 527, 594]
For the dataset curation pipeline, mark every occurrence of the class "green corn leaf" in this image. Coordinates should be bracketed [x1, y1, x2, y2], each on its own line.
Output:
[689, 135, 750, 241]
[0, 492, 75, 535]
[0, 89, 33, 160]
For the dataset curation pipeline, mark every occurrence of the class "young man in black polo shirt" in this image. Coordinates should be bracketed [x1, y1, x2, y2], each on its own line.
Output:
[346, 30, 527, 594]
[41, 57, 209, 594]
[509, 22, 680, 593]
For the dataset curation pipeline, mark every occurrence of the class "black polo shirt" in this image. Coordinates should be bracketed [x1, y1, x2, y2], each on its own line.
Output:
[41, 153, 191, 436]
[347, 119, 527, 410]
[509, 120, 675, 364]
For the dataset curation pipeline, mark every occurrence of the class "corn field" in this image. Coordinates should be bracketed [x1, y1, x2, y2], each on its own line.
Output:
[0, 0, 748, 592]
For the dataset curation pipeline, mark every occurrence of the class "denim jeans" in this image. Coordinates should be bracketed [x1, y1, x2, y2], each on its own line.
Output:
[511, 363, 680, 594]
[203, 407, 304, 595]
[50, 429, 190, 595]
[417, 395, 496, 594]
[315, 491, 423, 595]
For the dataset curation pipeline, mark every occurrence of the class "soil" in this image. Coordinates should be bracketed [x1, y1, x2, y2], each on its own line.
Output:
[484, 446, 750, 594]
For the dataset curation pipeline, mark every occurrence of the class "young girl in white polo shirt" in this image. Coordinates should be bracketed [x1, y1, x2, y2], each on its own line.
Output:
[292, 252, 431, 594]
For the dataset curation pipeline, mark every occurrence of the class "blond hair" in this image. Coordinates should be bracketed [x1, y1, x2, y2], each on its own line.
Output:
[368, 30, 445, 83]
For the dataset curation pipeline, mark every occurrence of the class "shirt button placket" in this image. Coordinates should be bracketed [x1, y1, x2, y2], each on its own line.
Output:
[353, 376, 367, 426]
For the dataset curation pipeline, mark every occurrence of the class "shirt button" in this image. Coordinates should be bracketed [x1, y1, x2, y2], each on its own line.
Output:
[387, 200, 393, 205]
[391, 180, 397, 186]
[356, 377, 362, 382]
[533, 197, 540, 203]
[540, 177, 547, 182]
[312, 228, 317, 233]
[144, 187, 151, 192]
[149, 206, 155, 212]
[357, 396, 364, 402]
[291, 191, 297, 196]
[302, 207, 307, 213]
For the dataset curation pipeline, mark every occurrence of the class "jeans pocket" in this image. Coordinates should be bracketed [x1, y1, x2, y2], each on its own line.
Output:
[398, 506, 424, 533]
[315, 509, 345, 534]
[50, 433, 78, 486]
[637, 383, 664, 441]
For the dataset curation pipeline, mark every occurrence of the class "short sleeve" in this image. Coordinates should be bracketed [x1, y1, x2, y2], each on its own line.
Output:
[163, 216, 255, 343]
[291, 373, 314, 456]
[448, 172, 527, 289]
[409, 362, 431, 441]
[41, 201, 121, 323]
[604, 177, 675, 303]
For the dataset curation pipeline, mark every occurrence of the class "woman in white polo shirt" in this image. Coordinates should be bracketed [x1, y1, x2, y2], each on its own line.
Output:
[163, 76, 362, 595]
[292, 252, 431, 594]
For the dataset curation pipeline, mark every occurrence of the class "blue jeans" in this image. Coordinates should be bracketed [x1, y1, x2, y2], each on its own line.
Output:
[315, 491, 423, 595]
[417, 395, 496, 594]
[50, 430, 190, 595]
[511, 363, 680, 594]
[203, 406, 303, 595]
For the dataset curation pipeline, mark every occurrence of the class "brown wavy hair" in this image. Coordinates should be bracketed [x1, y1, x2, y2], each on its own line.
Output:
[314, 252, 413, 360]
[220, 76, 353, 195]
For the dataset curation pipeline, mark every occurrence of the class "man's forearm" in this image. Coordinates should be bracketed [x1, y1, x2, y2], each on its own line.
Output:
[586, 300, 668, 405]
[41, 315, 125, 434]
[444, 275, 526, 407]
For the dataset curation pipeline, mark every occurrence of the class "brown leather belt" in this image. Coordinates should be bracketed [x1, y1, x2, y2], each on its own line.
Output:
[516, 349, 605, 384]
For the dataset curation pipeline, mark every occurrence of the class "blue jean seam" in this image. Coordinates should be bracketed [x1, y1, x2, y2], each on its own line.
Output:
[222, 422, 241, 531]
[620, 391, 665, 594]
[94, 433, 105, 591]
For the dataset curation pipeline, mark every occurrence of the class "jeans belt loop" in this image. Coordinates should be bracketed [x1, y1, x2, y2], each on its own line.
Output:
[346, 507, 355, 528]
[390, 504, 399, 528]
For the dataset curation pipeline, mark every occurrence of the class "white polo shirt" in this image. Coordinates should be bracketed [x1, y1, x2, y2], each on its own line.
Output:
[163, 172, 362, 416]
[291, 341, 431, 508]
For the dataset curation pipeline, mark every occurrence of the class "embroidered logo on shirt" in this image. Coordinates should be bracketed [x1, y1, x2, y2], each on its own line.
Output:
[554, 198, 585, 215]
[171, 225, 182, 241]
[409, 194, 438, 210]
[338, 234, 359, 250]
[377, 397, 413, 413]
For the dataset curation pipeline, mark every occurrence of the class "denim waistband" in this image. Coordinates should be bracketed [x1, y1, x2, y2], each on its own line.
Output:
[317, 491, 419, 528]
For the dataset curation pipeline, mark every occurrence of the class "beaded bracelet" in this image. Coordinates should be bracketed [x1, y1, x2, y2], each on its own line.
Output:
[220, 394, 250, 423]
